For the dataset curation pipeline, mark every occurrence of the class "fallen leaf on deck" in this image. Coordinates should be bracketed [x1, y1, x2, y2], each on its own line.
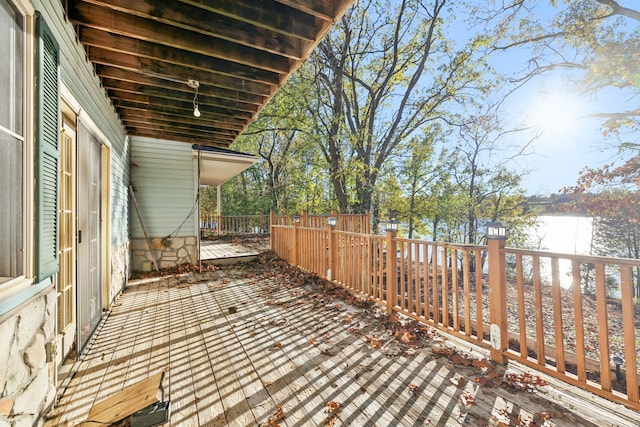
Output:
[399, 331, 416, 344]
[324, 401, 342, 426]
[408, 384, 419, 395]
[459, 391, 475, 409]
[504, 372, 547, 392]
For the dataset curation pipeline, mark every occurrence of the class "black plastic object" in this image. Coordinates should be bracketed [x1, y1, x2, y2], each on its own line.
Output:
[130, 401, 171, 427]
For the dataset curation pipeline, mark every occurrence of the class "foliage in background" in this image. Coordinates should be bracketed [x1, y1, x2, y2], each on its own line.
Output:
[202, 0, 637, 257]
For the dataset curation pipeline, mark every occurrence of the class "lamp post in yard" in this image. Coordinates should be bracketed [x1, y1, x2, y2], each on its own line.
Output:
[487, 221, 508, 364]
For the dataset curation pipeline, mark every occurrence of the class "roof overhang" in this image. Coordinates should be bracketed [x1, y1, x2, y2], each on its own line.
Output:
[65, 0, 357, 148]
[193, 145, 259, 187]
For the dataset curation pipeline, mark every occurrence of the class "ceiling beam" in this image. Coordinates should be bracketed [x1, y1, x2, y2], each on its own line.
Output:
[107, 89, 254, 119]
[127, 127, 234, 146]
[178, 0, 317, 41]
[274, 0, 335, 21]
[122, 119, 237, 138]
[114, 106, 247, 131]
[95, 65, 266, 106]
[113, 100, 252, 129]
[82, 35, 281, 86]
[121, 118, 238, 138]
[68, 0, 303, 59]
[101, 78, 259, 113]
[87, 47, 274, 96]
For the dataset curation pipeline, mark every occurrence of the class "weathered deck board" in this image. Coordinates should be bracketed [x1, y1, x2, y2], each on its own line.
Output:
[46, 263, 640, 427]
[200, 240, 259, 261]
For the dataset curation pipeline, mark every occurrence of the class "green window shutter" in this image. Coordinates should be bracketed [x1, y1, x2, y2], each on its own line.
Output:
[34, 13, 60, 282]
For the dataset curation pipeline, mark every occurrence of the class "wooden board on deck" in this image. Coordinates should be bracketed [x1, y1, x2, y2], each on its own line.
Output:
[80, 371, 164, 426]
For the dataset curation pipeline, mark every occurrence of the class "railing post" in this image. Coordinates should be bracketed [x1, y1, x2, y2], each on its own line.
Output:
[327, 222, 336, 281]
[385, 228, 398, 314]
[488, 227, 508, 364]
[269, 211, 275, 252]
[292, 219, 299, 267]
[364, 210, 370, 234]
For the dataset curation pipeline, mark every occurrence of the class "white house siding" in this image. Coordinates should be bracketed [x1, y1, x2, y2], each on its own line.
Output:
[130, 136, 199, 271]
[1, 2, 129, 426]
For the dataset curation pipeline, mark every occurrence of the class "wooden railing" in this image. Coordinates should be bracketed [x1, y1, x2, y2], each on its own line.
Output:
[272, 210, 370, 233]
[201, 211, 370, 237]
[270, 223, 640, 411]
[200, 214, 269, 236]
[501, 248, 640, 408]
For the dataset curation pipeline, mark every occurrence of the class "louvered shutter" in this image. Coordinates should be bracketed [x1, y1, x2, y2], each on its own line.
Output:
[35, 13, 60, 282]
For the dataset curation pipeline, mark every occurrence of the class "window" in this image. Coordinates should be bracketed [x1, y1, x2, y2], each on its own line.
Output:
[0, 0, 25, 284]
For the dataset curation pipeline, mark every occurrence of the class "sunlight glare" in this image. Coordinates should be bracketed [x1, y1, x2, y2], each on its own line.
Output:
[528, 90, 584, 136]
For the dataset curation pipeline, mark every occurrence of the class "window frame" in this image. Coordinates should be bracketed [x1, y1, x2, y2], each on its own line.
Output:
[0, 0, 35, 301]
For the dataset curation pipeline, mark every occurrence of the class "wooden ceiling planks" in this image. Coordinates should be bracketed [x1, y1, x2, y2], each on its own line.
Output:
[65, 0, 356, 147]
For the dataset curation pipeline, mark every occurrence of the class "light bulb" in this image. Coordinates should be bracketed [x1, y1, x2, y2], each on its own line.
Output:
[193, 105, 201, 117]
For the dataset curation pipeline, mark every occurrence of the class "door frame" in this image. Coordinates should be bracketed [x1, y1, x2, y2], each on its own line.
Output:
[55, 104, 77, 379]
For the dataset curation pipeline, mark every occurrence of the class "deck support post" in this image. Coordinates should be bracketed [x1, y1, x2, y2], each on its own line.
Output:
[385, 228, 398, 314]
[488, 235, 508, 364]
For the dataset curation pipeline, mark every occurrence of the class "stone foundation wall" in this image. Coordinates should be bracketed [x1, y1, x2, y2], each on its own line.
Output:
[0, 288, 56, 427]
[131, 236, 197, 272]
[111, 242, 130, 301]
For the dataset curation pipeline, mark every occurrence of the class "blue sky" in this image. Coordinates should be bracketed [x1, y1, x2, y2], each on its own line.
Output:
[470, 1, 638, 195]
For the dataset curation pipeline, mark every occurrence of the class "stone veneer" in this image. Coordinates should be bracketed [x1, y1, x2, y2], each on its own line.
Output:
[111, 242, 130, 301]
[0, 289, 56, 427]
[130, 236, 197, 272]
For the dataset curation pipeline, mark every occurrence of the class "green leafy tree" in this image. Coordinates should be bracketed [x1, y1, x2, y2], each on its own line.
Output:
[304, 0, 493, 214]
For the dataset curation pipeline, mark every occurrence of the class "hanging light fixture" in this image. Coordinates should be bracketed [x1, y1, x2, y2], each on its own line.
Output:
[187, 79, 201, 117]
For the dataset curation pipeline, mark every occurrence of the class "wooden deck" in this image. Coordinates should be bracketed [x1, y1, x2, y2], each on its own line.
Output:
[199, 239, 262, 263]
[47, 258, 640, 427]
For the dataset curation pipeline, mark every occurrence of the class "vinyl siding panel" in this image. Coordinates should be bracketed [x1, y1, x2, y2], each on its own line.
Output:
[130, 137, 198, 238]
[33, 1, 129, 247]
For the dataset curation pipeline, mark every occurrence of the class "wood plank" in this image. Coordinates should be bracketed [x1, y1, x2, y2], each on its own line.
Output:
[432, 244, 439, 324]
[199, 287, 257, 426]
[415, 242, 421, 317]
[516, 254, 527, 357]
[441, 246, 449, 328]
[102, 79, 259, 113]
[69, 0, 303, 59]
[532, 256, 545, 364]
[80, 24, 289, 75]
[571, 260, 587, 382]
[620, 265, 639, 402]
[113, 105, 246, 131]
[84, 372, 164, 425]
[463, 250, 471, 336]
[181, 0, 317, 41]
[423, 242, 430, 319]
[166, 286, 199, 426]
[451, 248, 459, 331]
[551, 257, 565, 373]
[475, 248, 483, 340]
[595, 263, 612, 392]
[96, 65, 266, 106]
[90, 50, 273, 97]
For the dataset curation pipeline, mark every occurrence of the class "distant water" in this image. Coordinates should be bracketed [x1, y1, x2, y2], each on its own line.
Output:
[526, 215, 594, 289]
[529, 215, 594, 255]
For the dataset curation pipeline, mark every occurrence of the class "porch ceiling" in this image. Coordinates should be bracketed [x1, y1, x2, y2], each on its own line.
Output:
[64, 0, 355, 147]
